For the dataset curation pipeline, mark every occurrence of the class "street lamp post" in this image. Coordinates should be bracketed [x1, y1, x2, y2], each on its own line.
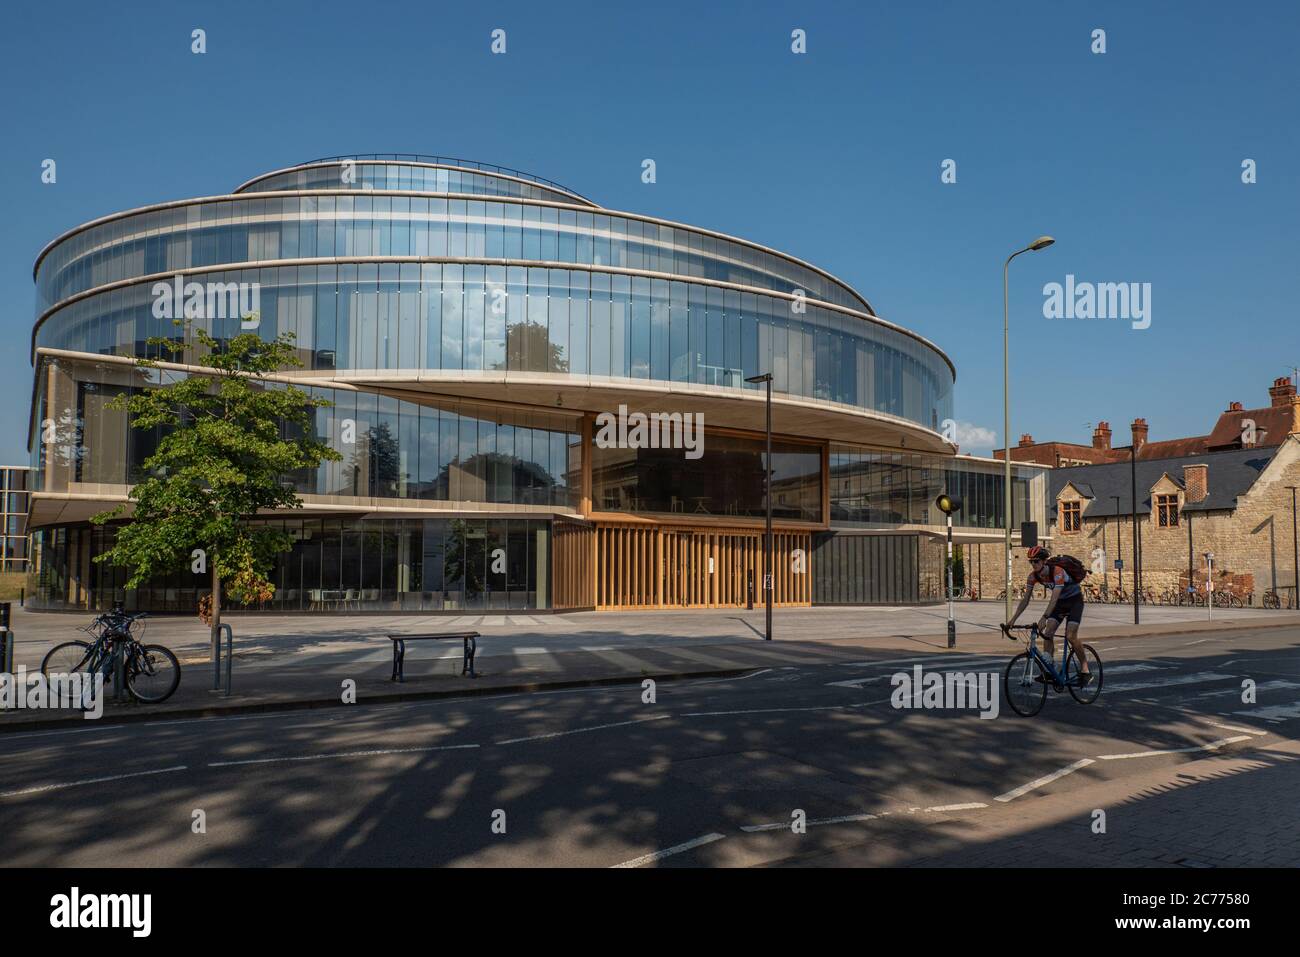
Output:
[1287, 486, 1299, 610]
[1003, 236, 1055, 622]
[1130, 443, 1140, 625]
[746, 373, 774, 640]
[1111, 495, 1123, 597]
[1205, 551, 1215, 621]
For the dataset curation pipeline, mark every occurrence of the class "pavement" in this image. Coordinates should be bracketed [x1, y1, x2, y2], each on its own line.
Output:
[3, 602, 1298, 728]
[1, 619, 1297, 866]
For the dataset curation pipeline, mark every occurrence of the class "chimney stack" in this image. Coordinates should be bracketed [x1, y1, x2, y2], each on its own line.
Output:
[1092, 421, 1112, 450]
[1018, 434, 1034, 447]
[1269, 376, 1296, 408]
[1131, 418, 1149, 452]
[1227, 401, 1243, 412]
[1183, 464, 1208, 504]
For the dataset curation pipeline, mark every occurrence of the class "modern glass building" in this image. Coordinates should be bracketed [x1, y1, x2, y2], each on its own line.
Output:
[25, 153, 1045, 612]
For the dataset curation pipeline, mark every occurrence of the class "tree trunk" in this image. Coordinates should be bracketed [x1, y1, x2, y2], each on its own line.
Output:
[210, 564, 222, 664]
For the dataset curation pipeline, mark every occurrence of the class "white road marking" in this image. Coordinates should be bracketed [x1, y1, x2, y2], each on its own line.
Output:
[1107, 672, 1233, 694]
[496, 714, 671, 745]
[1194, 679, 1300, 699]
[683, 669, 772, 685]
[208, 744, 479, 767]
[742, 812, 880, 832]
[1237, 702, 1300, 720]
[994, 759, 1095, 802]
[1095, 736, 1252, 760]
[611, 832, 727, 868]
[1209, 722, 1268, 736]
[681, 699, 887, 717]
[827, 658, 1005, 689]
[1, 765, 188, 798]
[1103, 663, 1169, 675]
[742, 801, 989, 832]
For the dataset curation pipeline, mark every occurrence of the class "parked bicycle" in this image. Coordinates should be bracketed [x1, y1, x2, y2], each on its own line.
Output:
[40, 606, 181, 704]
[1001, 622, 1104, 717]
[1263, 589, 1283, 610]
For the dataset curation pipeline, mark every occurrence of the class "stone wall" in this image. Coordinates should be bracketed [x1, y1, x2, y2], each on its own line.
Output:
[1049, 438, 1300, 603]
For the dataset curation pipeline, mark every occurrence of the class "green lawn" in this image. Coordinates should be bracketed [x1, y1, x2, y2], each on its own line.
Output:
[0, 572, 27, 602]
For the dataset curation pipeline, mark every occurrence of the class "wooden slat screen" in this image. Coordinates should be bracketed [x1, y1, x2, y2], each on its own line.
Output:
[595, 523, 811, 610]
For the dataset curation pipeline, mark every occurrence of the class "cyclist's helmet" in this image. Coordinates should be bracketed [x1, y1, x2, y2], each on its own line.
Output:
[1027, 545, 1050, 564]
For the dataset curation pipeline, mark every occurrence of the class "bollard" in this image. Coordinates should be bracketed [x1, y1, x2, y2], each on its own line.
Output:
[212, 627, 222, 692]
[223, 623, 233, 697]
[212, 623, 234, 695]
[0, 602, 11, 676]
[113, 640, 126, 704]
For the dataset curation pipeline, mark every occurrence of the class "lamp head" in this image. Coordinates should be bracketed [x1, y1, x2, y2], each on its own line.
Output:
[1029, 236, 1055, 251]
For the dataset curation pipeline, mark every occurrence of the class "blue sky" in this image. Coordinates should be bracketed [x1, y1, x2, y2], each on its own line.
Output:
[2, 0, 1296, 463]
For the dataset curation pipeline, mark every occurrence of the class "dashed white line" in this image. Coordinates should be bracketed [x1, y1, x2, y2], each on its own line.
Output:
[994, 759, 1095, 803]
[1, 765, 188, 798]
[496, 714, 671, 745]
[1209, 722, 1268, 736]
[611, 832, 727, 867]
[208, 744, 480, 767]
[1095, 736, 1252, 760]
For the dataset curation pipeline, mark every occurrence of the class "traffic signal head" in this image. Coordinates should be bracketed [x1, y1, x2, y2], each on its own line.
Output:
[935, 493, 963, 515]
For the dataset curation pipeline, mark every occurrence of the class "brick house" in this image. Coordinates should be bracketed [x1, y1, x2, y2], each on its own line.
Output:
[995, 375, 1300, 467]
[1046, 436, 1300, 603]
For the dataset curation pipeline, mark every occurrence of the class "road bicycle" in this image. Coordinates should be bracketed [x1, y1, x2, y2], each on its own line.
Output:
[1211, 590, 1244, 609]
[40, 607, 181, 704]
[1263, 589, 1283, 610]
[1000, 622, 1104, 717]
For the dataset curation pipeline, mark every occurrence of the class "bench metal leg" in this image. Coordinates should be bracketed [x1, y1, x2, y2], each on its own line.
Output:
[392, 639, 405, 682]
[462, 636, 477, 678]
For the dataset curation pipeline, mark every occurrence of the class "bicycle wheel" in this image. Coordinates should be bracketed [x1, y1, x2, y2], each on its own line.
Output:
[1066, 644, 1103, 704]
[126, 644, 181, 703]
[1004, 653, 1048, 717]
[40, 640, 94, 678]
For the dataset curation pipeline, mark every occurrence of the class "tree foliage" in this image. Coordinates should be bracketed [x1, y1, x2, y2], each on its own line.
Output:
[91, 322, 341, 606]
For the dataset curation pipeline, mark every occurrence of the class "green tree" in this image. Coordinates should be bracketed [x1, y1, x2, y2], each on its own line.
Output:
[91, 320, 341, 661]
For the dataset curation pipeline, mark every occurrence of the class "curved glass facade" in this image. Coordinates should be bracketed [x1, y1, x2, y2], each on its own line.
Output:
[27, 155, 974, 614]
[35, 194, 871, 316]
[251, 154, 590, 198]
[36, 263, 950, 427]
[238, 162, 591, 206]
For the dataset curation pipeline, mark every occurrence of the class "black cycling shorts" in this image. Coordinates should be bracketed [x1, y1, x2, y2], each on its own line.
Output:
[1047, 593, 1084, 625]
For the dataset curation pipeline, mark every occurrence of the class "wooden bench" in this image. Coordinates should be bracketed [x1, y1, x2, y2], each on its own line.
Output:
[386, 632, 480, 682]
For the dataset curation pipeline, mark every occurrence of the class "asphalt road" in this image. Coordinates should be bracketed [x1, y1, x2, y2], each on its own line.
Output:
[2, 624, 1297, 867]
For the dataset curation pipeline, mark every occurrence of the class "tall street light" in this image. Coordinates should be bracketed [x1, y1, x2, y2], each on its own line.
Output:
[1003, 235, 1055, 622]
[746, 373, 774, 640]
[1288, 485, 1299, 610]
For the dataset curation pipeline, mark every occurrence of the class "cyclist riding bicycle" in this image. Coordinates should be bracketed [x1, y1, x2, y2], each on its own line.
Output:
[1008, 545, 1092, 686]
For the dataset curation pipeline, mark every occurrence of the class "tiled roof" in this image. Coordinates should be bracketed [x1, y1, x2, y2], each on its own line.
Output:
[1048, 447, 1275, 518]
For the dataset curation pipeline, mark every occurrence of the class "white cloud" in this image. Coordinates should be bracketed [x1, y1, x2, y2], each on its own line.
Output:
[952, 421, 997, 452]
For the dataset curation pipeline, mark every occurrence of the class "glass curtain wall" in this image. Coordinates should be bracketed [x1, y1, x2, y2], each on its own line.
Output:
[27, 517, 554, 613]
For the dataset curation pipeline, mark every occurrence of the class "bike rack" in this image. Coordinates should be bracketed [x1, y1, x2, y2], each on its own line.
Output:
[211, 624, 234, 697]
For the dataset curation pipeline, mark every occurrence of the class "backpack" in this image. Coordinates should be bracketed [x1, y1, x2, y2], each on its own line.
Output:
[1047, 554, 1088, 582]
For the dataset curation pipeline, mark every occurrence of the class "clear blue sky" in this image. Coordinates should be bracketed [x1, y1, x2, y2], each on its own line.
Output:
[2, 0, 1296, 463]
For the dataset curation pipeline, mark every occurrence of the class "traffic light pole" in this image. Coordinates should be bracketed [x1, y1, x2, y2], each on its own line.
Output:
[935, 493, 963, 648]
[946, 514, 956, 648]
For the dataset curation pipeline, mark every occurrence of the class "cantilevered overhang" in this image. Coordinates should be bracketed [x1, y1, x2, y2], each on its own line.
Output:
[327, 370, 955, 454]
